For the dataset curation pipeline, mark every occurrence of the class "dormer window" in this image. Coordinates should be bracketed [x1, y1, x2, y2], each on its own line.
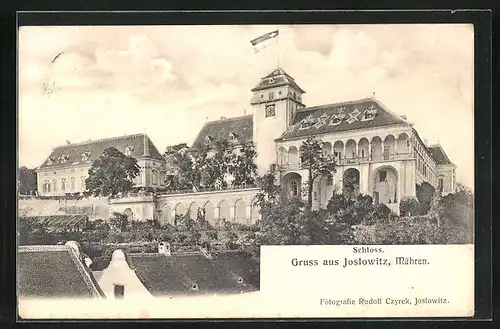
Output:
[361, 105, 377, 122]
[190, 283, 199, 291]
[268, 77, 275, 84]
[124, 145, 134, 156]
[46, 157, 54, 165]
[298, 114, 316, 130]
[237, 278, 243, 284]
[205, 135, 213, 143]
[81, 151, 91, 162]
[228, 132, 238, 141]
[59, 154, 69, 164]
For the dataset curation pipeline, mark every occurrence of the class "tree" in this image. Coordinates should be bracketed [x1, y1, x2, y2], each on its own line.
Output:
[109, 212, 130, 232]
[204, 139, 236, 188]
[299, 137, 337, 211]
[18, 166, 38, 195]
[416, 182, 435, 215]
[231, 142, 258, 186]
[255, 170, 282, 207]
[85, 147, 140, 197]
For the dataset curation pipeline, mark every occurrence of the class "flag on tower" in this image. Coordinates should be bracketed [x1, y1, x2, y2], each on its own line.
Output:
[250, 30, 279, 54]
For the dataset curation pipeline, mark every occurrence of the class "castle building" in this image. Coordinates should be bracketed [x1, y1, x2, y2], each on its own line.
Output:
[191, 68, 457, 214]
[33, 67, 457, 221]
[36, 134, 166, 196]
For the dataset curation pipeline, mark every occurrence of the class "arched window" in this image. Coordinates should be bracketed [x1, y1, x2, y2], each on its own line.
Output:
[70, 177, 76, 190]
[291, 181, 299, 197]
[61, 178, 66, 191]
[152, 170, 158, 185]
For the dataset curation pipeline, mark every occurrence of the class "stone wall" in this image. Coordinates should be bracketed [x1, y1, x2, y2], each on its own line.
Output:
[18, 196, 110, 220]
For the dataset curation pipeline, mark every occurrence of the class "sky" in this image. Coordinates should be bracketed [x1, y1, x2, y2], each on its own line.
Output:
[18, 24, 474, 188]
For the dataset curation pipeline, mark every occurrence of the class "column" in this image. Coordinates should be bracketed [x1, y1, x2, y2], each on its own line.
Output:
[343, 142, 346, 161]
[170, 208, 176, 224]
[229, 205, 236, 222]
[395, 138, 398, 155]
[246, 205, 252, 224]
[368, 141, 372, 160]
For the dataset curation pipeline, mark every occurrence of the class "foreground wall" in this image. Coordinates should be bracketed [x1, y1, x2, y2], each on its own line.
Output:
[18, 196, 110, 220]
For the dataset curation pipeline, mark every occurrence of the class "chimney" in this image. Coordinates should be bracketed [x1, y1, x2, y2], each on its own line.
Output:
[158, 242, 171, 256]
[66, 140, 71, 145]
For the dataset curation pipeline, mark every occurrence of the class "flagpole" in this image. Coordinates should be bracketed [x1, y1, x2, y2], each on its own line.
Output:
[277, 31, 280, 68]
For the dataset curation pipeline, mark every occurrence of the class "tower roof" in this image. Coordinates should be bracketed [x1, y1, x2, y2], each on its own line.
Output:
[251, 67, 305, 93]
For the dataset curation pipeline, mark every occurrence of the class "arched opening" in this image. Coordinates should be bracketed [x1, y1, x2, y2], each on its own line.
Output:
[372, 166, 398, 205]
[281, 172, 302, 199]
[277, 147, 287, 166]
[123, 208, 134, 221]
[161, 204, 172, 225]
[358, 138, 369, 160]
[397, 133, 410, 154]
[383, 135, 396, 160]
[234, 199, 247, 223]
[219, 200, 230, 222]
[322, 142, 332, 156]
[203, 201, 216, 225]
[250, 199, 260, 223]
[343, 168, 360, 199]
[175, 203, 187, 217]
[189, 202, 200, 221]
[346, 139, 357, 159]
[288, 146, 299, 166]
[333, 141, 344, 162]
[371, 136, 383, 159]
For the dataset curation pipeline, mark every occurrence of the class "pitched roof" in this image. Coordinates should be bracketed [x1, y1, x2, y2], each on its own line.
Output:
[428, 144, 453, 165]
[191, 116, 253, 149]
[126, 251, 259, 296]
[276, 98, 409, 141]
[251, 67, 305, 93]
[17, 245, 104, 298]
[38, 133, 164, 169]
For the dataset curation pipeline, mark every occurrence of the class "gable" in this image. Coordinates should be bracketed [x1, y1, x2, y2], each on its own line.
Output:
[277, 98, 408, 141]
[191, 116, 253, 149]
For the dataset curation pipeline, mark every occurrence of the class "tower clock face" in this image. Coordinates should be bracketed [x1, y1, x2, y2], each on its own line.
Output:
[265, 104, 276, 117]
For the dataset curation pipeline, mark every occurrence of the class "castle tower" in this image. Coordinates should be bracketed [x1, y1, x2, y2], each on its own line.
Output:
[251, 67, 306, 175]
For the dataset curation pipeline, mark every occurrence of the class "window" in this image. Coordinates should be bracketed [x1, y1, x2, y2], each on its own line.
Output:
[190, 284, 199, 291]
[265, 104, 276, 117]
[269, 92, 275, 101]
[379, 170, 387, 182]
[438, 179, 444, 192]
[43, 180, 49, 192]
[124, 146, 134, 156]
[291, 181, 299, 197]
[152, 170, 158, 185]
[114, 284, 124, 299]
[81, 151, 90, 162]
[52, 179, 57, 192]
[327, 176, 333, 186]
[61, 178, 66, 191]
[361, 150, 365, 158]
[71, 177, 76, 190]
[278, 91, 282, 96]
[80, 177, 86, 189]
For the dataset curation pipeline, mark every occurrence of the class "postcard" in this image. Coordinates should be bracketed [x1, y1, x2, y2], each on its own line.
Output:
[17, 22, 475, 319]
